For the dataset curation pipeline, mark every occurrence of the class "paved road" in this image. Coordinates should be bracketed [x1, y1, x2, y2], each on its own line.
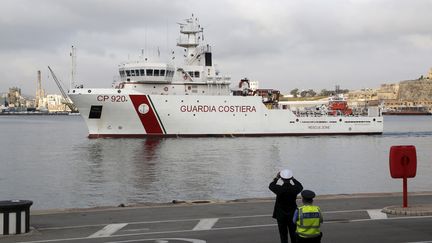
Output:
[2, 193, 432, 243]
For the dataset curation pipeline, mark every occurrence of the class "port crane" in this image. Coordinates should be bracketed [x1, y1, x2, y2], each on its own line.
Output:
[47, 66, 78, 113]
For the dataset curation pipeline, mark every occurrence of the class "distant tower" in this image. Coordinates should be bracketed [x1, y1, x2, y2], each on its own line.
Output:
[70, 45, 76, 89]
[428, 67, 432, 79]
[335, 84, 341, 94]
[35, 70, 42, 108]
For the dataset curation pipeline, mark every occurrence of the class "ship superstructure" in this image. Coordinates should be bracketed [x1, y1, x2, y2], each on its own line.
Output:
[68, 16, 383, 138]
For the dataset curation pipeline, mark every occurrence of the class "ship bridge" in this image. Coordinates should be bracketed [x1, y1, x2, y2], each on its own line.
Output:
[118, 62, 175, 84]
[115, 15, 231, 96]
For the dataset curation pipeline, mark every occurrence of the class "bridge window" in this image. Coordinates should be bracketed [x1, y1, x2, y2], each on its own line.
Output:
[126, 70, 131, 76]
[160, 70, 165, 76]
[188, 71, 194, 77]
[167, 70, 174, 77]
[135, 70, 140, 76]
[194, 71, 200, 78]
[140, 69, 145, 76]
[131, 70, 136, 76]
[119, 70, 125, 77]
[154, 69, 160, 76]
[146, 69, 153, 76]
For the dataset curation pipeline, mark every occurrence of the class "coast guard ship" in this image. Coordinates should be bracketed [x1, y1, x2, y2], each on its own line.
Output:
[68, 16, 383, 138]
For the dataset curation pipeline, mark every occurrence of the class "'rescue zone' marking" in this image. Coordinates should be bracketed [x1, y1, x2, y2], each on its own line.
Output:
[192, 218, 219, 231]
[129, 95, 164, 134]
[367, 209, 388, 219]
[88, 223, 128, 238]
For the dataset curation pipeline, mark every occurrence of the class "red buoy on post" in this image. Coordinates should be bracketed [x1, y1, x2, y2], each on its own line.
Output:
[389, 145, 417, 208]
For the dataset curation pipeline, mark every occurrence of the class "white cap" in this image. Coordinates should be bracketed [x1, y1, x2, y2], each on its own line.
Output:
[280, 169, 293, 179]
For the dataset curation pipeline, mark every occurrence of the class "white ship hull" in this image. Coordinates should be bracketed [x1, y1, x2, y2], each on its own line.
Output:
[69, 89, 383, 138]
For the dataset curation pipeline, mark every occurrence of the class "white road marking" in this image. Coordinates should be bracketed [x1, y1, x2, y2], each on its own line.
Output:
[192, 218, 219, 231]
[367, 209, 388, 219]
[123, 228, 150, 232]
[106, 238, 206, 243]
[404, 241, 432, 243]
[87, 223, 128, 238]
[35, 209, 381, 231]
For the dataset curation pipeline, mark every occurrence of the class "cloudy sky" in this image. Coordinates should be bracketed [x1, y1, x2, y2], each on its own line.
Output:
[1, 0, 432, 95]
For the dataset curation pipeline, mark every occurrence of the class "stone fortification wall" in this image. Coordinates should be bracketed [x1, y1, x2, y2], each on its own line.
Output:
[377, 83, 399, 100]
[398, 79, 432, 101]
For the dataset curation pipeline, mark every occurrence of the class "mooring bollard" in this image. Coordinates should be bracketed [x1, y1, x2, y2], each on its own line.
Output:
[0, 200, 33, 235]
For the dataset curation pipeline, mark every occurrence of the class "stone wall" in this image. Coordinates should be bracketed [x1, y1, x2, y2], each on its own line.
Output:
[398, 79, 432, 101]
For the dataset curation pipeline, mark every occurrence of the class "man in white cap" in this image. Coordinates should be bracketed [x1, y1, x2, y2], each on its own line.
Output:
[269, 169, 303, 243]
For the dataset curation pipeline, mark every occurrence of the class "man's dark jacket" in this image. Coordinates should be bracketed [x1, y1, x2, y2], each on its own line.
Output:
[269, 177, 303, 219]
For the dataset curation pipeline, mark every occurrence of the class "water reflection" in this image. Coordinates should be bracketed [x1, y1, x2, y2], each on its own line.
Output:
[85, 142, 105, 184]
[130, 138, 164, 197]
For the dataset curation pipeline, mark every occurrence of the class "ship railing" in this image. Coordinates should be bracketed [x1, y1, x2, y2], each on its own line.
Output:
[292, 110, 370, 117]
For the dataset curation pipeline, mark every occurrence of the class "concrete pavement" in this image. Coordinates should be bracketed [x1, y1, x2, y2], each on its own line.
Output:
[1, 192, 432, 243]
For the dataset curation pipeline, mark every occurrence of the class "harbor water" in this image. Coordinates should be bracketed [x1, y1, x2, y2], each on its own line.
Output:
[0, 115, 431, 209]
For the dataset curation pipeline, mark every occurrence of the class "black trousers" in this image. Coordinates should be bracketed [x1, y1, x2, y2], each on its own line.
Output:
[296, 232, 323, 243]
[277, 218, 297, 243]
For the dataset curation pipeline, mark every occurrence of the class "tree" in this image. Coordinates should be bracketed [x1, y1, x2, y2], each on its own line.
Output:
[307, 89, 316, 97]
[340, 89, 350, 94]
[300, 90, 308, 97]
[290, 88, 299, 98]
[319, 89, 331, 97]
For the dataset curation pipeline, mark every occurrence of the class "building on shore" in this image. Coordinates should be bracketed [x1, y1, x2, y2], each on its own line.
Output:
[1, 70, 73, 113]
[347, 67, 432, 113]
[3, 87, 31, 111]
[46, 94, 71, 112]
[1, 89, 72, 113]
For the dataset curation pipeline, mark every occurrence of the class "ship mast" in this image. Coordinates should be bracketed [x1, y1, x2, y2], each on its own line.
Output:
[176, 15, 204, 59]
[70, 45, 76, 90]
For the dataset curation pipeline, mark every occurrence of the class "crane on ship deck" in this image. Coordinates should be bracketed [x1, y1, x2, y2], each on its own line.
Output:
[47, 66, 79, 113]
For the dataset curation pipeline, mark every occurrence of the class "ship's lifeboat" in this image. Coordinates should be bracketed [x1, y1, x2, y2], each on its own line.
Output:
[238, 78, 250, 89]
[328, 96, 353, 116]
[238, 78, 251, 96]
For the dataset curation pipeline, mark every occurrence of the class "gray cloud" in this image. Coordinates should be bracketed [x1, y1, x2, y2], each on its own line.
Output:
[1, 0, 432, 95]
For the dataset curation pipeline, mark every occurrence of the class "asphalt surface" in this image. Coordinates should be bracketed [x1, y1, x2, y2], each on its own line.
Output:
[1, 192, 432, 243]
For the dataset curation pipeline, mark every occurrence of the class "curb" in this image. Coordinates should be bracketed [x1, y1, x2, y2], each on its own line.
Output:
[382, 204, 432, 216]
[31, 192, 432, 215]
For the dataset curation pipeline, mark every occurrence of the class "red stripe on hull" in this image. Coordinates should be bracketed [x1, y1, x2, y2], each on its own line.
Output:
[129, 95, 163, 134]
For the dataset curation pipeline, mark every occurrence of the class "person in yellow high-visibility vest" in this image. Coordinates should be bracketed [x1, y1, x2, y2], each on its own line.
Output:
[293, 190, 323, 243]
